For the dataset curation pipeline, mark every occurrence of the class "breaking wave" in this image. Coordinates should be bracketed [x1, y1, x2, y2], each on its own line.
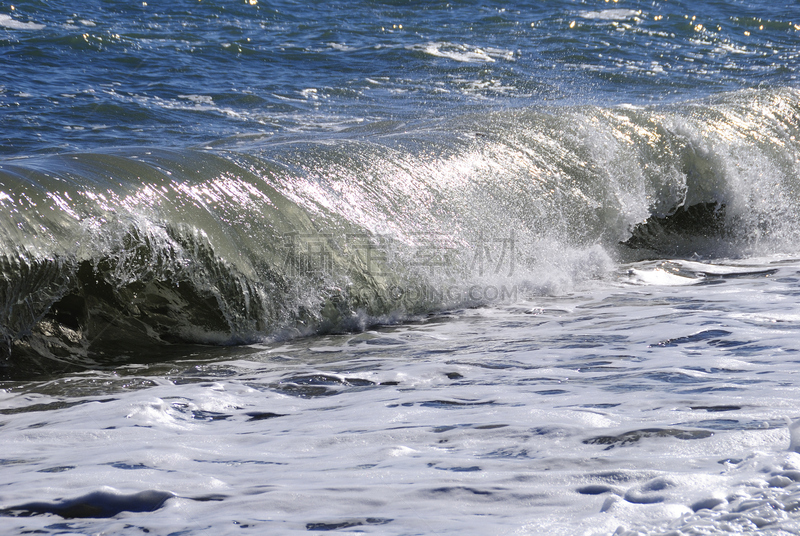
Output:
[2, 87, 799, 375]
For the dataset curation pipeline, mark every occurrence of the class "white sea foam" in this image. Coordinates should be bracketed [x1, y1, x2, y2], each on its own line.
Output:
[579, 9, 641, 21]
[2, 259, 800, 534]
[178, 94, 214, 105]
[410, 42, 514, 63]
[0, 14, 45, 30]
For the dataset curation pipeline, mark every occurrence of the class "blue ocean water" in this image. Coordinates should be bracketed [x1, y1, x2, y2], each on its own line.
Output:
[3, 0, 799, 155]
[3, 1, 800, 534]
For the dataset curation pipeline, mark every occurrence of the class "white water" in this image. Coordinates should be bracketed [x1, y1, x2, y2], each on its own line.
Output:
[2, 257, 800, 535]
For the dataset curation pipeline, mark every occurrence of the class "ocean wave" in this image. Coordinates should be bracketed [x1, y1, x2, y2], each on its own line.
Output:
[2, 87, 799, 374]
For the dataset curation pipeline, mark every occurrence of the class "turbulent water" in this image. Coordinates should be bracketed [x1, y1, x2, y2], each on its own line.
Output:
[2, 1, 800, 534]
